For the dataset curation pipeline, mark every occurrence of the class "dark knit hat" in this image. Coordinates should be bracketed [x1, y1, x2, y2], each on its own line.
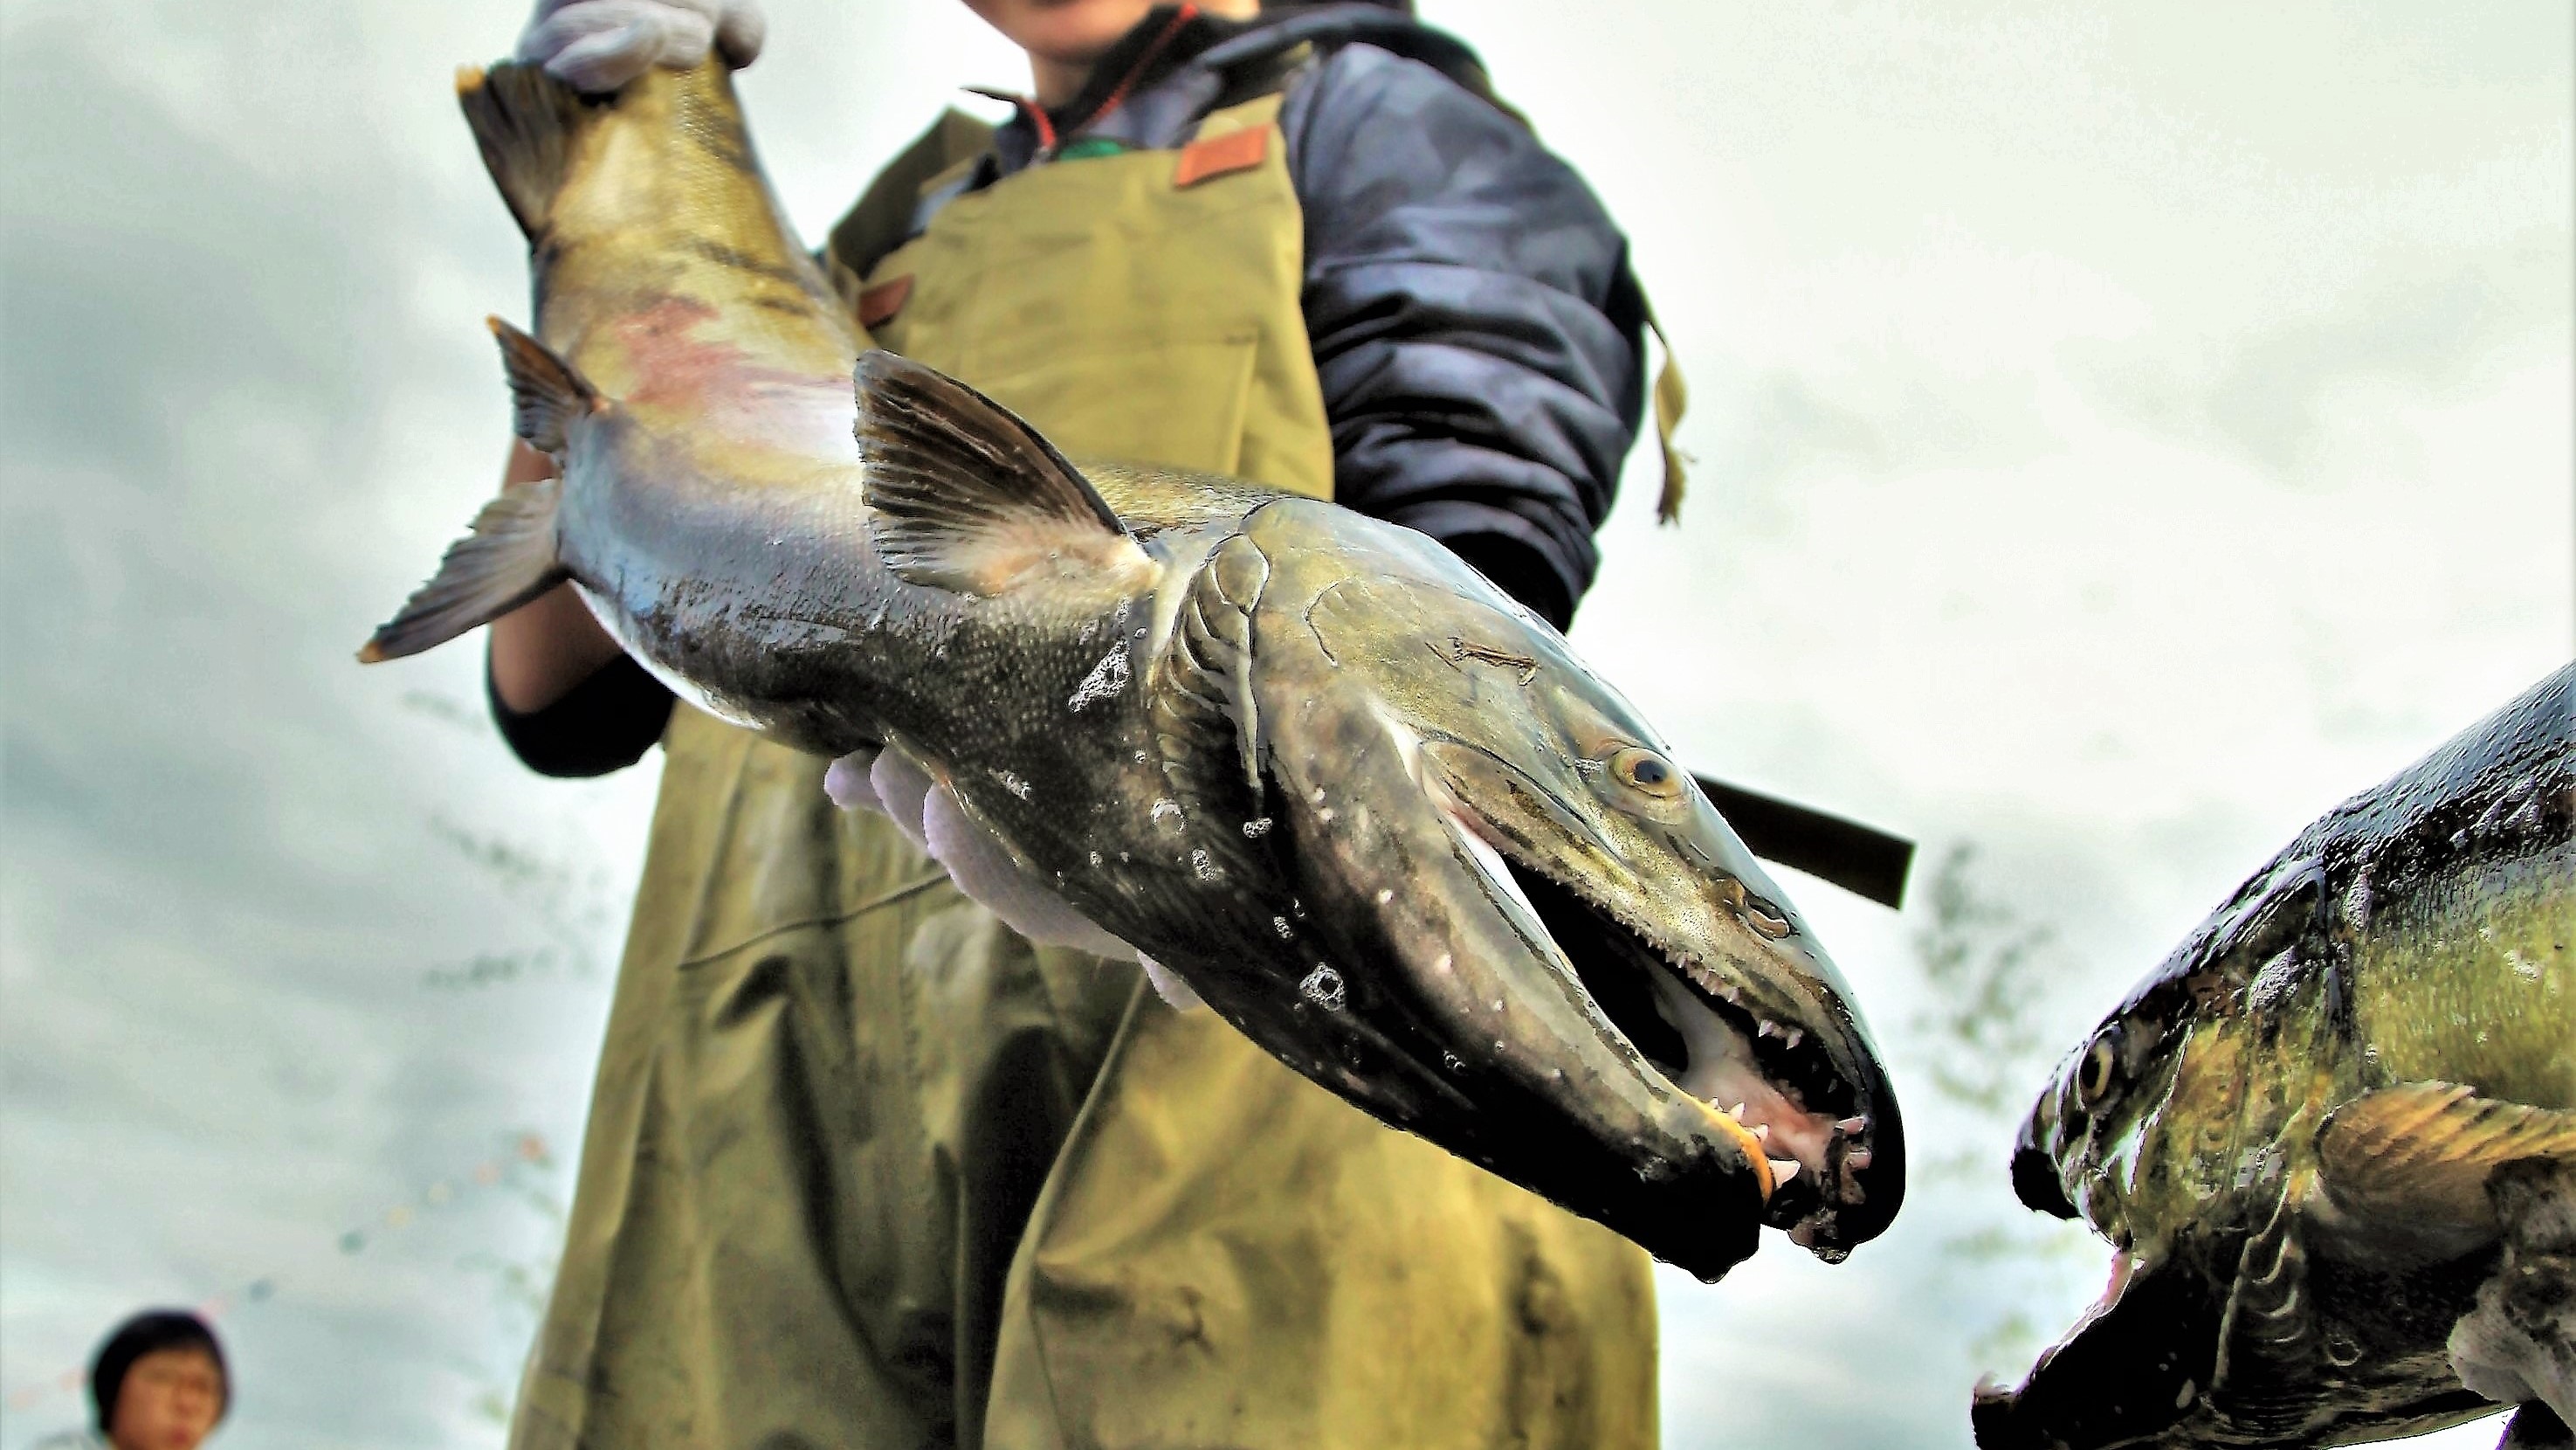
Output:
[89, 1310, 228, 1433]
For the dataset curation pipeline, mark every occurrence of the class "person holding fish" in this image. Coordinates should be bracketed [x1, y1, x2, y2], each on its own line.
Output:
[472, 1, 1693, 1446]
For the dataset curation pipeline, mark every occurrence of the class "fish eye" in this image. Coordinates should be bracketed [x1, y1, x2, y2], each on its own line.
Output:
[1608, 746, 1683, 798]
[2077, 1025, 2123, 1107]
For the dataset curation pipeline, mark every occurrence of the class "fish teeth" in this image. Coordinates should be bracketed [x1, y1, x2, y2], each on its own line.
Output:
[1845, 1150, 1874, 1171]
[1836, 1115, 1869, 1136]
[1758, 1019, 1779, 1039]
[1771, 1158, 1800, 1184]
[1783, 1028, 1803, 1050]
[1726, 1101, 1746, 1120]
[1751, 1123, 1771, 1143]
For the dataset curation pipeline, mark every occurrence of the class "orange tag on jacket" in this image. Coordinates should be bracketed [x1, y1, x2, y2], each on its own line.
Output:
[1173, 127, 1270, 190]
[858, 274, 913, 328]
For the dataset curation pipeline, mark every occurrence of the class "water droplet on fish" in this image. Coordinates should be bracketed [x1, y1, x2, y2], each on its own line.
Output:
[990, 769, 1033, 800]
[1318, 808, 1335, 824]
[1191, 848, 1220, 882]
[1442, 1050, 1464, 1072]
[1272, 916, 1293, 939]
[1432, 953, 1452, 974]
[2173, 1380, 2197, 1410]
[1492, 1040, 1506, 1053]
[1067, 647, 1130, 712]
[1375, 888, 1393, 905]
[1242, 817, 1273, 838]
[1133, 750, 1148, 764]
[1089, 851, 1103, 867]
[1150, 798, 1181, 823]
[1299, 964, 1347, 1012]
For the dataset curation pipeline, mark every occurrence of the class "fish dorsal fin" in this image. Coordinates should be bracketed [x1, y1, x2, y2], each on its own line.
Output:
[854, 350, 1151, 596]
[2318, 1081, 2576, 1236]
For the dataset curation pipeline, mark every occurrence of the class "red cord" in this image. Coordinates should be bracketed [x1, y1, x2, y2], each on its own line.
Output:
[1083, 3, 1199, 133]
[968, 3, 1200, 160]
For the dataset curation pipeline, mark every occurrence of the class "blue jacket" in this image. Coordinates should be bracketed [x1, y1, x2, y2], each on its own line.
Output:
[499, 3, 1648, 775]
[963, 3, 1648, 630]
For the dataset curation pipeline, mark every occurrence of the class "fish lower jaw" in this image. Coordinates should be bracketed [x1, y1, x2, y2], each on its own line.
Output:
[2030, 1246, 2145, 1383]
[1435, 794, 1870, 1225]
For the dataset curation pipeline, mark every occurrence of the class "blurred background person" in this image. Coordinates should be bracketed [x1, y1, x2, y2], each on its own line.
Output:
[22, 1310, 227, 1450]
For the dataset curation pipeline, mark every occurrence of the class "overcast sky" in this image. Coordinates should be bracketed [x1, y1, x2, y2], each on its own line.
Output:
[2, 2, 2566, 1447]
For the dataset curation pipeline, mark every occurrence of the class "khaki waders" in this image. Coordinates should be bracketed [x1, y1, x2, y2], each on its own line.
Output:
[510, 93, 1656, 1450]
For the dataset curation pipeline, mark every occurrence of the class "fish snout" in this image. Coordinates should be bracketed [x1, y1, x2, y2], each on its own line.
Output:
[2013, 1143, 2080, 1220]
[1422, 751, 1908, 1259]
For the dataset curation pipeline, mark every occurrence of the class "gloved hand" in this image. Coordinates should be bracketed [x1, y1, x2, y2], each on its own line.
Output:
[517, 0, 766, 94]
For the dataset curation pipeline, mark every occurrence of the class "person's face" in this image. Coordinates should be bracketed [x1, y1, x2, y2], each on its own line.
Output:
[959, 0, 1258, 73]
[107, 1348, 224, 1450]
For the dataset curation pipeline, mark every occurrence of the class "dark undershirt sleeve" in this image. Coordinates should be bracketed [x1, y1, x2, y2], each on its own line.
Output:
[487, 649, 677, 779]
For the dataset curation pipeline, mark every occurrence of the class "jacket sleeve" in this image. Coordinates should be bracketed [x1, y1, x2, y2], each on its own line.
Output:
[487, 650, 675, 779]
[1282, 43, 1648, 629]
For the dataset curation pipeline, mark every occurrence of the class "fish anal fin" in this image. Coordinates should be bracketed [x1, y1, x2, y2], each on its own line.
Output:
[854, 351, 1152, 596]
[2318, 1081, 2576, 1239]
[488, 316, 604, 455]
[358, 478, 568, 663]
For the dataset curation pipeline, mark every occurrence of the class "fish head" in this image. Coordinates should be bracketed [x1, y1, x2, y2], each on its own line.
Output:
[2014, 854, 2330, 1260]
[1982, 857, 2345, 1448]
[1164, 502, 1902, 1277]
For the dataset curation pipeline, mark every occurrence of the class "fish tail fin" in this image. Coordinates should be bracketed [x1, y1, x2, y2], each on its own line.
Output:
[357, 479, 568, 664]
[487, 315, 602, 454]
[457, 60, 587, 238]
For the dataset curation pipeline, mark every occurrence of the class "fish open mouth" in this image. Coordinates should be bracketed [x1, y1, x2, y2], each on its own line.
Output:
[1440, 804, 1877, 1248]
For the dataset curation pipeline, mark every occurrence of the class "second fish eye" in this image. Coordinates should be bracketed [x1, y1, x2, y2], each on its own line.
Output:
[2077, 1027, 2123, 1106]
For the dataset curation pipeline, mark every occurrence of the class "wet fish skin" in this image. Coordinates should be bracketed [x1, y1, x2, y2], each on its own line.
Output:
[367, 60, 1908, 1281]
[1976, 663, 2576, 1449]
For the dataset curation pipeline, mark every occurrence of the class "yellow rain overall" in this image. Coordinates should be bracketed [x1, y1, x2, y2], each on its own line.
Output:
[510, 91, 1656, 1450]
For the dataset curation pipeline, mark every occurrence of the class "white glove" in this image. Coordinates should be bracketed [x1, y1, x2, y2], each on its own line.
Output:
[517, 0, 766, 94]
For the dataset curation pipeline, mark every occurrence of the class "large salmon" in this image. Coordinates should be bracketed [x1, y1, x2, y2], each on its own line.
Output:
[1978, 664, 2575, 1447]
[362, 59, 1905, 1280]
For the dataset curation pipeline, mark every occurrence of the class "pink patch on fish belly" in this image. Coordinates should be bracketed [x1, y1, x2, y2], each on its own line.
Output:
[610, 296, 855, 455]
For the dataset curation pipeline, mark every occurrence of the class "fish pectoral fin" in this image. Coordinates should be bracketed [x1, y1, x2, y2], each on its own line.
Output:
[853, 351, 1152, 597]
[1150, 536, 1268, 798]
[358, 476, 567, 663]
[2317, 1081, 2576, 1239]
